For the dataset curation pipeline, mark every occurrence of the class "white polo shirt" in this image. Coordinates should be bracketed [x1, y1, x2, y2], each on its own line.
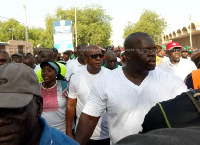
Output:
[83, 67, 188, 144]
[68, 66, 110, 140]
[158, 58, 196, 80]
[65, 58, 85, 81]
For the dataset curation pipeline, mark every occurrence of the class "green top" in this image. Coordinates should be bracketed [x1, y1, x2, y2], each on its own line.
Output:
[103, 63, 119, 69]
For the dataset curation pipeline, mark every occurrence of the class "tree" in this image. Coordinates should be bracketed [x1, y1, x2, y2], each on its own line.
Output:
[45, 5, 112, 48]
[123, 10, 167, 44]
[0, 19, 25, 42]
[0, 19, 46, 47]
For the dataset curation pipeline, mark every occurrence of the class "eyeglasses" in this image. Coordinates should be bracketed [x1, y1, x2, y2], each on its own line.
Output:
[90, 54, 104, 59]
[136, 47, 158, 54]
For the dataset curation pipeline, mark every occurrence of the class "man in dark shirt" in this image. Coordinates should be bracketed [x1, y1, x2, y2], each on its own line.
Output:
[0, 63, 78, 145]
[185, 50, 200, 89]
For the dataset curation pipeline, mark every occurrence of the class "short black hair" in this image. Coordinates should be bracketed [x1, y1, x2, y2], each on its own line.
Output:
[124, 32, 151, 50]
[52, 47, 58, 53]
[63, 50, 72, 55]
[0, 51, 10, 59]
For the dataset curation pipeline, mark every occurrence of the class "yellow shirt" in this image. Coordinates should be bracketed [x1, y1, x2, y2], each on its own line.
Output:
[37, 62, 66, 83]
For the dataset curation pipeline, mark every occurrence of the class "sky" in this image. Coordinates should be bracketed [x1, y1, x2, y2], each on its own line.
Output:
[0, 0, 200, 46]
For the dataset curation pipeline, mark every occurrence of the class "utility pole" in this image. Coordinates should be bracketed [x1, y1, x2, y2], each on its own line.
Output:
[189, 14, 193, 48]
[75, 6, 77, 47]
[23, 0, 29, 53]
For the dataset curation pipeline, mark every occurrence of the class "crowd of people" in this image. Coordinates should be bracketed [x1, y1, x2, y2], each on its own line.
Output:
[1, 32, 200, 145]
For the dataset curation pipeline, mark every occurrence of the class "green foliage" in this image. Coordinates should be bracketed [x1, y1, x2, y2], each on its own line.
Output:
[123, 10, 167, 44]
[45, 5, 112, 47]
[0, 4, 112, 48]
[0, 18, 46, 47]
[123, 21, 135, 40]
[0, 19, 24, 41]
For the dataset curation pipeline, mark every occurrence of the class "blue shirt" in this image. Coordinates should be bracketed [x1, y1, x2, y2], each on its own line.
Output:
[39, 117, 79, 145]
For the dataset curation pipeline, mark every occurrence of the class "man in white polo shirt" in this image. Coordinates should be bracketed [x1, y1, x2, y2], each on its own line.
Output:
[66, 45, 86, 81]
[66, 45, 110, 145]
[74, 32, 188, 145]
[158, 42, 196, 80]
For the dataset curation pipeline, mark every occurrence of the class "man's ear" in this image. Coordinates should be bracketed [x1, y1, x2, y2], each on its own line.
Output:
[36, 96, 43, 117]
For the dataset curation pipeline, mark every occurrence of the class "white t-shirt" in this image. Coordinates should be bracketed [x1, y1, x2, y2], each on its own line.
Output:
[66, 58, 85, 81]
[66, 58, 75, 66]
[41, 80, 67, 132]
[34, 64, 40, 74]
[158, 58, 197, 80]
[117, 57, 121, 62]
[68, 66, 110, 140]
[83, 67, 188, 144]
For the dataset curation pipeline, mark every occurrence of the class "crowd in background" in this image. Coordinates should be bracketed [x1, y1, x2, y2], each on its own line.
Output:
[1, 32, 200, 145]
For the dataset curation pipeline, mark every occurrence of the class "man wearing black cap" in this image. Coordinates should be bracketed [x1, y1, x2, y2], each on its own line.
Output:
[0, 63, 78, 145]
[11, 53, 23, 63]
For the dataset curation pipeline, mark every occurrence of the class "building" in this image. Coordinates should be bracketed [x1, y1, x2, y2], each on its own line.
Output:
[163, 22, 200, 48]
[0, 40, 33, 56]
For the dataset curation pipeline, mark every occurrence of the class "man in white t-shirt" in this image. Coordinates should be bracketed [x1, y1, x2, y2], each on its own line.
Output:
[114, 46, 122, 62]
[66, 45, 110, 145]
[104, 51, 122, 70]
[158, 42, 196, 80]
[63, 50, 73, 65]
[74, 32, 188, 145]
[66, 45, 86, 81]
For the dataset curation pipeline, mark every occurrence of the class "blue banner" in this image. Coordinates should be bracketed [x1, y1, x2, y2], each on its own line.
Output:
[53, 20, 73, 52]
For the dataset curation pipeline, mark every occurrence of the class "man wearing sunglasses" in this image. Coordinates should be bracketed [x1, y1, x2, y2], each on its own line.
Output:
[158, 42, 196, 80]
[66, 45, 110, 145]
[75, 32, 187, 145]
[0, 51, 9, 66]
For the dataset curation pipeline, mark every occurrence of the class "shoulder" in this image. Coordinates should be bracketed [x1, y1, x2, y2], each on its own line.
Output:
[153, 67, 179, 79]
[151, 67, 186, 88]
[157, 60, 169, 68]
[94, 67, 121, 87]
[50, 127, 79, 145]
[71, 67, 84, 78]
[117, 127, 200, 145]
[101, 66, 110, 74]
[67, 59, 76, 67]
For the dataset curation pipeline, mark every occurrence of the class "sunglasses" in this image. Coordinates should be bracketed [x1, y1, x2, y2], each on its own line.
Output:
[169, 48, 181, 52]
[0, 59, 7, 63]
[90, 54, 104, 59]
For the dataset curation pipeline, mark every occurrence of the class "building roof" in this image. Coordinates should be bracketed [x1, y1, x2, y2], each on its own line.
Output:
[163, 22, 200, 41]
[0, 42, 9, 45]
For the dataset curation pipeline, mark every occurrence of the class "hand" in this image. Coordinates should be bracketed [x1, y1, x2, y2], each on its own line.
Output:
[66, 131, 75, 140]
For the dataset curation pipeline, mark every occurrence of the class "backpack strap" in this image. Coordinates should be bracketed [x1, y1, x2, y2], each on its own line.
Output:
[158, 102, 171, 128]
[185, 89, 200, 114]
